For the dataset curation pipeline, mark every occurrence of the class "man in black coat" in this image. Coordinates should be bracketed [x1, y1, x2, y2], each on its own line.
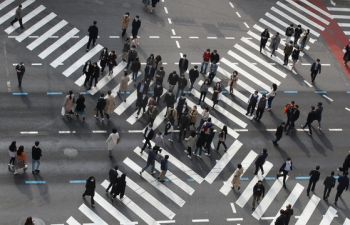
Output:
[284, 204, 293, 225]
[252, 180, 265, 211]
[310, 59, 321, 84]
[275, 209, 286, 225]
[189, 65, 199, 94]
[16, 62, 25, 89]
[136, 92, 148, 118]
[272, 122, 285, 146]
[82, 176, 96, 207]
[86, 21, 98, 52]
[95, 93, 106, 121]
[88, 62, 100, 89]
[307, 165, 321, 196]
[144, 62, 155, 85]
[132, 16, 141, 37]
[246, 91, 259, 116]
[155, 67, 165, 85]
[164, 90, 175, 116]
[178, 54, 189, 75]
[253, 149, 268, 175]
[294, 25, 303, 46]
[175, 74, 188, 99]
[315, 102, 323, 130]
[141, 123, 154, 153]
[335, 171, 349, 205]
[285, 105, 300, 135]
[136, 80, 149, 101]
[323, 171, 336, 201]
[178, 113, 190, 141]
[301, 106, 318, 136]
[106, 166, 119, 192]
[168, 71, 179, 91]
[210, 50, 220, 63]
[82, 61, 93, 87]
[154, 83, 163, 103]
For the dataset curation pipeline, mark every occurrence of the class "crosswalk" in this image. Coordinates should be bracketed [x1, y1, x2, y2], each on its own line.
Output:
[327, 7, 350, 37]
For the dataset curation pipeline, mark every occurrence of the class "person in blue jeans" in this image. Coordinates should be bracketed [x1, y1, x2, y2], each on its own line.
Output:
[194, 131, 206, 158]
[267, 83, 277, 110]
[140, 148, 157, 175]
[31, 141, 42, 174]
[130, 57, 141, 86]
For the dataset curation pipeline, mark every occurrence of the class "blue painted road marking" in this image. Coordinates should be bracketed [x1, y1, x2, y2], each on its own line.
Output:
[265, 177, 276, 180]
[259, 91, 268, 94]
[26, 181, 46, 184]
[347, 91, 350, 94]
[187, 178, 194, 181]
[81, 92, 89, 95]
[148, 91, 154, 94]
[13, 92, 28, 95]
[240, 177, 249, 181]
[221, 90, 229, 94]
[315, 91, 327, 94]
[47, 92, 62, 95]
[295, 177, 310, 180]
[70, 180, 86, 183]
[284, 91, 298, 94]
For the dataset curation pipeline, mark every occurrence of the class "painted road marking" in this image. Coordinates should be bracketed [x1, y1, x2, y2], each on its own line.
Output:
[230, 203, 236, 213]
[323, 95, 333, 101]
[172, 29, 176, 35]
[168, 18, 172, 24]
[0, 0, 35, 25]
[69, 180, 86, 183]
[304, 80, 313, 87]
[78, 204, 108, 225]
[229, 2, 234, 8]
[164, 7, 168, 14]
[25, 181, 46, 184]
[0, 0, 15, 10]
[47, 92, 62, 95]
[329, 129, 343, 131]
[227, 218, 243, 221]
[20, 131, 38, 134]
[295, 195, 320, 225]
[66, 216, 80, 225]
[285, 0, 329, 25]
[176, 41, 180, 48]
[236, 12, 241, 17]
[319, 206, 337, 225]
[244, 22, 249, 28]
[192, 219, 209, 223]
[92, 130, 107, 133]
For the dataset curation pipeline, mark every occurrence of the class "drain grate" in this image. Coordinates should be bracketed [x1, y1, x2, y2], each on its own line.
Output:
[122, 3, 131, 8]
[63, 147, 78, 158]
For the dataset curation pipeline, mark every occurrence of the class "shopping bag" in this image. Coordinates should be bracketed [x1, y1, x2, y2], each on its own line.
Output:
[61, 107, 65, 116]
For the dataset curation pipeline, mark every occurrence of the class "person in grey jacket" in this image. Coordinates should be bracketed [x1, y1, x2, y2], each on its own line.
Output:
[270, 32, 280, 57]
[198, 79, 210, 105]
[126, 45, 138, 70]
[323, 171, 335, 201]
[11, 4, 23, 28]
[283, 41, 294, 66]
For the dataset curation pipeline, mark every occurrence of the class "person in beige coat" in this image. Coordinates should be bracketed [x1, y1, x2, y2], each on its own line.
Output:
[63, 90, 75, 117]
[104, 90, 116, 121]
[231, 163, 243, 190]
[228, 71, 238, 94]
[298, 29, 311, 52]
[121, 12, 130, 37]
[118, 71, 130, 102]
[106, 128, 119, 158]
[189, 106, 198, 129]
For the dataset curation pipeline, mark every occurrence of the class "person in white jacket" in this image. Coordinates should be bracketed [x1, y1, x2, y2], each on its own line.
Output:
[106, 128, 119, 158]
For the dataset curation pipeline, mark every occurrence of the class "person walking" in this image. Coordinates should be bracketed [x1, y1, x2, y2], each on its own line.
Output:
[198, 79, 210, 105]
[246, 91, 259, 116]
[310, 59, 321, 84]
[8, 141, 17, 169]
[136, 79, 149, 101]
[82, 176, 96, 207]
[122, 38, 130, 62]
[158, 155, 169, 182]
[88, 62, 100, 88]
[210, 50, 220, 63]
[104, 91, 115, 121]
[294, 25, 303, 46]
[118, 71, 130, 102]
[255, 94, 268, 121]
[337, 154, 350, 175]
[275, 210, 286, 225]
[334, 171, 349, 205]
[149, 0, 159, 13]
[11, 4, 24, 28]
[189, 66, 199, 94]
[121, 12, 130, 37]
[204, 128, 215, 156]
[178, 54, 189, 75]
[298, 29, 310, 51]
[270, 32, 281, 57]
[252, 180, 265, 211]
[323, 171, 336, 201]
[131, 16, 141, 38]
[201, 49, 211, 74]
[154, 83, 163, 103]
[106, 129, 120, 158]
[307, 165, 321, 196]
[130, 57, 141, 86]
[216, 125, 228, 152]
[277, 158, 293, 188]
[212, 82, 222, 109]
[253, 149, 268, 175]
[178, 113, 190, 141]
[189, 106, 198, 129]
[231, 163, 243, 190]
[194, 131, 206, 158]
[272, 122, 285, 146]
[155, 67, 165, 85]
[290, 46, 300, 71]
[31, 141, 42, 174]
[208, 61, 218, 85]
[126, 45, 138, 70]
[283, 41, 293, 66]
[107, 50, 117, 76]
[140, 147, 157, 175]
[267, 83, 277, 110]
[98, 47, 108, 73]
[228, 71, 238, 94]
[82, 60, 92, 87]
[285, 24, 294, 44]
[136, 92, 148, 119]
[111, 174, 126, 201]
[14, 146, 27, 175]
[184, 131, 196, 159]
[260, 29, 270, 52]
[163, 118, 174, 143]
[15, 62, 25, 89]
[95, 93, 106, 121]
[106, 165, 119, 192]
[315, 102, 323, 130]
[146, 54, 155, 69]
[154, 132, 165, 149]
[197, 107, 209, 133]
[164, 91, 175, 116]
[301, 106, 318, 136]
[147, 103, 159, 125]
[284, 204, 293, 225]
[74, 93, 86, 121]
[285, 105, 299, 135]
[167, 71, 179, 91]
[175, 93, 188, 126]
[343, 42, 350, 65]
[284, 101, 295, 128]
[176, 74, 188, 99]
[165, 105, 177, 125]
[141, 124, 154, 153]
[144, 62, 155, 85]
[131, 36, 139, 48]
[63, 90, 75, 117]
[86, 21, 98, 52]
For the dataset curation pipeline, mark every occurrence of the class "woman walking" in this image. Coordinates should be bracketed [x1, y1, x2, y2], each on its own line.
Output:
[184, 131, 196, 159]
[121, 12, 130, 38]
[198, 79, 210, 105]
[107, 50, 117, 75]
[122, 38, 130, 62]
[197, 106, 209, 133]
[150, 0, 159, 13]
[147, 54, 155, 67]
[212, 82, 222, 109]
[260, 29, 270, 52]
[228, 71, 238, 94]
[155, 55, 163, 69]
[14, 145, 27, 175]
[98, 47, 108, 73]
[82, 176, 96, 207]
[111, 174, 126, 201]
[82, 60, 93, 87]
[267, 83, 277, 110]
[231, 163, 243, 190]
[8, 141, 17, 169]
[63, 90, 75, 117]
[189, 105, 198, 129]
[75, 93, 86, 121]
[131, 57, 141, 86]
[89, 62, 100, 89]
[216, 125, 228, 152]
[104, 90, 116, 121]
[106, 128, 120, 158]
[162, 118, 173, 143]
[118, 71, 130, 102]
[193, 131, 206, 158]
[142, 0, 150, 11]
[343, 42, 350, 65]
[290, 46, 300, 71]
[298, 29, 310, 52]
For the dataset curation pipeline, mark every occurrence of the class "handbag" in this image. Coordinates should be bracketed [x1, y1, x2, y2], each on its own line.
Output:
[342, 49, 347, 54]
[61, 107, 65, 116]
[117, 138, 121, 144]
[93, 108, 97, 115]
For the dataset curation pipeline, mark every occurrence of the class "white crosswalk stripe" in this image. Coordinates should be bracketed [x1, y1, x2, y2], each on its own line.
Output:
[300, 0, 333, 19]
[285, 0, 330, 25]
[295, 195, 321, 225]
[66, 216, 80, 225]
[78, 203, 109, 225]
[124, 157, 186, 207]
[5, 5, 46, 34]
[319, 206, 337, 225]
[0, 0, 15, 10]
[220, 150, 258, 195]
[38, 28, 79, 59]
[344, 218, 350, 225]
[0, 0, 35, 25]
[27, 20, 68, 50]
[327, 7, 350, 12]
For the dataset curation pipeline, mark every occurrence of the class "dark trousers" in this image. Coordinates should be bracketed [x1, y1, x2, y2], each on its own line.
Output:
[154, 95, 161, 103]
[106, 182, 116, 191]
[122, 29, 127, 37]
[142, 138, 152, 150]
[197, 119, 207, 132]
[216, 140, 227, 150]
[96, 109, 104, 118]
[9, 157, 15, 165]
[83, 74, 90, 86]
[86, 36, 96, 49]
[100, 61, 106, 72]
[294, 36, 300, 46]
[108, 63, 114, 74]
[286, 120, 296, 134]
[104, 113, 110, 120]
[126, 59, 134, 70]
[311, 70, 318, 83]
[199, 92, 207, 103]
[82, 190, 95, 205]
[89, 76, 98, 87]
[277, 170, 289, 185]
[137, 105, 146, 115]
[307, 180, 317, 194]
[335, 190, 344, 202]
[247, 104, 255, 115]
[17, 75, 23, 87]
[254, 164, 264, 174]
[302, 121, 312, 135]
[260, 40, 267, 52]
[179, 127, 187, 140]
[284, 54, 290, 65]
[256, 107, 264, 120]
[11, 17, 23, 27]
[206, 141, 212, 154]
[187, 146, 192, 156]
[323, 187, 332, 199]
[132, 29, 138, 38]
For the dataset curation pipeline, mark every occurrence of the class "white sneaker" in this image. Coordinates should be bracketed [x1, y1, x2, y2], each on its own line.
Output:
[193, 151, 196, 155]
[198, 155, 202, 158]
[318, 127, 321, 130]
[14, 171, 18, 175]
[205, 153, 210, 156]
[188, 155, 191, 159]
[168, 139, 173, 143]
[151, 172, 156, 175]
[101, 118, 104, 122]
[184, 150, 189, 154]
[300, 125, 304, 129]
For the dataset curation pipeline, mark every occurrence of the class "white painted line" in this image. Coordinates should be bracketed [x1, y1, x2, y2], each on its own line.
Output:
[304, 80, 313, 87]
[319, 206, 337, 225]
[59, 131, 76, 134]
[266, 129, 277, 131]
[28, 36, 38, 38]
[189, 36, 199, 39]
[302, 63, 312, 65]
[225, 37, 235, 39]
[252, 176, 289, 220]
[66, 216, 81, 225]
[128, 130, 144, 133]
[230, 203, 236, 213]
[300, 0, 333, 19]
[262, 217, 276, 220]
[171, 29, 176, 35]
[164, 7, 168, 14]
[269, 63, 276, 65]
[227, 218, 243, 221]
[236, 12, 241, 17]
[234, 129, 248, 132]
[12, 63, 17, 66]
[8, 36, 16, 38]
[92, 130, 107, 133]
[236, 162, 273, 208]
[244, 22, 249, 28]
[16, 12, 56, 42]
[156, 221, 175, 224]
[0, 0, 34, 25]
[124, 157, 186, 207]
[20, 131, 38, 134]
[72, 36, 79, 38]
[220, 150, 257, 195]
[168, 18, 172, 24]
[327, 7, 350, 11]
[345, 107, 350, 111]
[191, 62, 201, 65]
[49, 36, 59, 38]
[295, 195, 320, 225]
[205, 141, 243, 184]
[329, 129, 343, 131]
[78, 204, 108, 225]
[322, 64, 331, 66]
[207, 37, 217, 39]
[63, 44, 103, 77]
[343, 218, 350, 225]
[38, 28, 79, 59]
[171, 36, 181, 38]
[109, 36, 119, 38]
[285, 0, 329, 25]
[149, 36, 160, 38]
[31, 63, 42, 65]
[5, 5, 46, 34]
[345, 31, 350, 35]
[229, 2, 234, 8]
[0, 0, 15, 10]
[176, 41, 180, 48]
[192, 219, 209, 223]
[323, 95, 333, 102]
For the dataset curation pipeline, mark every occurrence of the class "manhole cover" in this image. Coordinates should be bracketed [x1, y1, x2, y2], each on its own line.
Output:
[63, 147, 78, 158]
[122, 3, 130, 8]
